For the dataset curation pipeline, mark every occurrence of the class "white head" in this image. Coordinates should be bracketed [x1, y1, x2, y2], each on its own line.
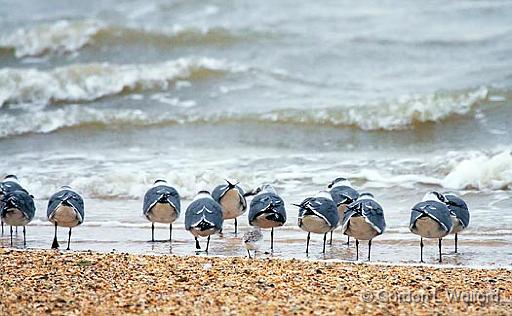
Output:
[59, 185, 79, 194]
[193, 190, 212, 201]
[3, 175, 19, 184]
[442, 191, 458, 198]
[153, 179, 168, 187]
[359, 192, 375, 201]
[328, 177, 352, 189]
[422, 191, 446, 203]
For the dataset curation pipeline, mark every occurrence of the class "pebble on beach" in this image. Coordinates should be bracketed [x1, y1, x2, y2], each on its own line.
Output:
[0, 249, 510, 315]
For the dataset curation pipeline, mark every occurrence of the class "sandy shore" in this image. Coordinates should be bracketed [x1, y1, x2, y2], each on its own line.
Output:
[0, 249, 511, 315]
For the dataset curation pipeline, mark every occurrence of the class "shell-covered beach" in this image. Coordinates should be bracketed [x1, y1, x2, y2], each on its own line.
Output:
[1, 1, 512, 314]
[0, 249, 511, 315]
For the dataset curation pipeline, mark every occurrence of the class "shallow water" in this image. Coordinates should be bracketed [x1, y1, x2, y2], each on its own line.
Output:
[0, 1, 511, 267]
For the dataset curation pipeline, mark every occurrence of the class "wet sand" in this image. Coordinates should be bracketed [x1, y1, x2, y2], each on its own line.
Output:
[0, 249, 511, 315]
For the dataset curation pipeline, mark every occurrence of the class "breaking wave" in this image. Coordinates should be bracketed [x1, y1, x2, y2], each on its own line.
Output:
[0, 20, 101, 58]
[258, 86, 490, 130]
[346, 150, 512, 191]
[0, 86, 496, 138]
[0, 57, 244, 107]
[441, 151, 512, 190]
[0, 20, 248, 58]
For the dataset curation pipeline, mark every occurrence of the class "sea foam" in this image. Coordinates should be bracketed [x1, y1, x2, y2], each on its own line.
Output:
[0, 19, 245, 58]
[0, 20, 102, 58]
[0, 86, 494, 138]
[442, 151, 512, 190]
[0, 57, 243, 107]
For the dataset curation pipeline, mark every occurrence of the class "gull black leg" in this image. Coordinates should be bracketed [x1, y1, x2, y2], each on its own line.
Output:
[67, 228, 72, 250]
[1, 221, 3, 235]
[271, 228, 274, 251]
[195, 237, 200, 250]
[15, 226, 18, 234]
[206, 236, 211, 253]
[151, 223, 155, 242]
[52, 223, 59, 249]
[420, 237, 424, 263]
[247, 249, 251, 259]
[10, 226, 13, 246]
[454, 233, 458, 253]
[438, 238, 442, 263]
[329, 231, 333, 245]
[169, 224, 172, 242]
[368, 239, 372, 261]
[323, 233, 327, 254]
[347, 235, 350, 246]
[355, 239, 359, 261]
[306, 232, 310, 254]
[234, 218, 237, 234]
[23, 226, 26, 246]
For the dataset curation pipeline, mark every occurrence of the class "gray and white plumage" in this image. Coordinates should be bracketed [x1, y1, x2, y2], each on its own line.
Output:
[1, 189, 36, 226]
[0, 175, 27, 197]
[342, 193, 385, 240]
[248, 184, 287, 228]
[443, 192, 470, 234]
[328, 178, 360, 225]
[1, 175, 28, 211]
[185, 191, 223, 237]
[212, 179, 247, 220]
[143, 180, 181, 224]
[297, 191, 339, 234]
[243, 227, 263, 257]
[409, 192, 453, 238]
[47, 186, 85, 228]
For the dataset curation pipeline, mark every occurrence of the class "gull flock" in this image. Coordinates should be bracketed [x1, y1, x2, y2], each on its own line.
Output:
[0, 175, 470, 263]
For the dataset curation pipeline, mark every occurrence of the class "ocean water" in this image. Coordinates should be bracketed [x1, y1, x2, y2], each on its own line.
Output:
[0, 0, 511, 267]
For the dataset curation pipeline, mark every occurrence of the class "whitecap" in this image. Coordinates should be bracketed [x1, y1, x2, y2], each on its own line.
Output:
[442, 151, 512, 190]
[0, 57, 244, 107]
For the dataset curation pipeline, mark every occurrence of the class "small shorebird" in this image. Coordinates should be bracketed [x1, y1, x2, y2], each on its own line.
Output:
[47, 186, 85, 250]
[296, 191, 339, 254]
[143, 180, 181, 242]
[443, 192, 470, 253]
[328, 177, 360, 245]
[185, 190, 223, 253]
[341, 192, 385, 261]
[0, 175, 29, 235]
[1, 188, 35, 246]
[409, 191, 453, 263]
[247, 184, 287, 251]
[242, 227, 263, 258]
[212, 179, 247, 234]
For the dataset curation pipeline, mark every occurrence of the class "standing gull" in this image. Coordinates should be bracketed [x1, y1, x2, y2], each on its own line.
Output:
[443, 192, 470, 253]
[185, 190, 223, 253]
[247, 184, 287, 251]
[409, 191, 453, 263]
[328, 177, 360, 245]
[296, 191, 339, 254]
[143, 180, 181, 242]
[341, 192, 385, 261]
[212, 179, 247, 234]
[0, 175, 28, 235]
[47, 186, 85, 250]
[242, 227, 263, 258]
[1, 188, 35, 246]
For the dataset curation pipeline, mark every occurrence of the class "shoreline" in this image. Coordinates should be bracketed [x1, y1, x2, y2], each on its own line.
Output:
[1, 249, 511, 314]
[6, 245, 512, 271]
